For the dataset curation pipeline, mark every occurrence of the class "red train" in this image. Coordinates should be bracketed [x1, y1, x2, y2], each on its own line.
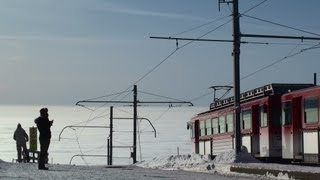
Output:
[188, 83, 320, 163]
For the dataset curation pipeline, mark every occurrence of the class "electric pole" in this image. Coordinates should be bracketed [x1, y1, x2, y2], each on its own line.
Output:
[133, 85, 138, 163]
[232, 0, 242, 154]
[76, 85, 192, 164]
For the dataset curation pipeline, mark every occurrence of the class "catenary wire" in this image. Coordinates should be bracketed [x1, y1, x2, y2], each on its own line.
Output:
[72, 0, 273, 160]
[242, 14, 320, 37]
[138, 90, 189, 102]
[171, 15, 231, 37]
[80, 0, 269, 104]
[238, 44, 318, 83]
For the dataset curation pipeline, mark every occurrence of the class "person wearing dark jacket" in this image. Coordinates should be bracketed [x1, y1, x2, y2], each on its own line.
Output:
[34, 108, 53, 170]
[13, 123, 30, 163]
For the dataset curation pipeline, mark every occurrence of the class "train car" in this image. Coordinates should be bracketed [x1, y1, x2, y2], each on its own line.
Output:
[188, 83, 314, 161]
[281, 86, 320, 163]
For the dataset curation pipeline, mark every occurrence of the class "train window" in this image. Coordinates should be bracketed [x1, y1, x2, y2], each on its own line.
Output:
[219, 116, 226, 133]
[282, 102, 292, 125]
[242, 109, 252, 129]
[200, 120, 206, 136]
[259, 105, 268, 127]
[226, 113, 234, 132]
[304, 97, 318, 124]
[189, 123, 194, 138]
[212, 118, 219, 134]
[206, 119, 212, 135]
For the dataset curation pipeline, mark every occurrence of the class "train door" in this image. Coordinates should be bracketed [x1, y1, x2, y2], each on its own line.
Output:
[303, 96, 319, 163]
[259, 104, 269, 157]
[292, 97, 303, 160]
[282, 100, 293, 159]
[282, 97, 303, 160]
[194, 120, 199, 154]
[251, 105, 260, 156]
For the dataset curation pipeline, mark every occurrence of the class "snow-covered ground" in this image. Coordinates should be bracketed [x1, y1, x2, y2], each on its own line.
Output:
[136, 150, 292, 179]
[0, 158, 258, 180]
[2, 150, 319, 179]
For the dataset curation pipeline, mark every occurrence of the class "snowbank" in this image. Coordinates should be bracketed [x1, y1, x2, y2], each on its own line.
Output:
[136, 153, 214, 171]
[136, 148, 259, 171]
[136, 150, 293, 179]
[213, 149, 260, 164]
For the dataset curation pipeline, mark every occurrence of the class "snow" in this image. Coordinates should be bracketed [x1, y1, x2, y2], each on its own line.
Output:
[213, 149, 260, 164]
[0, 158, 253, 180]
[136, 150, 293, 179]
[136, 153, 215, 171]
[1, 149, 318, 179]
[136, 149, 260, 171]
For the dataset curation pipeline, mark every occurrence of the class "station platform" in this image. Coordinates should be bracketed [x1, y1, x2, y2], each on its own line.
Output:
[230, 163, 320, 180]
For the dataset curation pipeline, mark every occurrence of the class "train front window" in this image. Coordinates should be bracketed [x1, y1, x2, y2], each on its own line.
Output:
[305, 97, 318, 124]
[282, 102, 292, 125]
[259, 105, 268, 127]
[242, 109, 252, 130]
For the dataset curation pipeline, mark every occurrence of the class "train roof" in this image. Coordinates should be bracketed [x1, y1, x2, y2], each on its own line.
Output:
[281, 84, 320, 97]
[201, 83, 315, 114]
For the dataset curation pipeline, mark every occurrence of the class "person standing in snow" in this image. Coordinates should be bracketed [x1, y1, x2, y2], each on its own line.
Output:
[13, 123, 30, 163]
[34, 108, 53, 170]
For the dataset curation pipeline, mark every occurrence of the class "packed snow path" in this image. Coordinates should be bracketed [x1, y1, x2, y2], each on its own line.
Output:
[0, 161, 270, 180]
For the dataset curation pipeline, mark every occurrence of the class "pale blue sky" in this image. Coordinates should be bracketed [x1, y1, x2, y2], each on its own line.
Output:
[0, 0, 320, 105]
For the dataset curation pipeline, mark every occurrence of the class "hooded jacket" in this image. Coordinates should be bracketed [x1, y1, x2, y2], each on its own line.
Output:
[13, 124, 29, 145]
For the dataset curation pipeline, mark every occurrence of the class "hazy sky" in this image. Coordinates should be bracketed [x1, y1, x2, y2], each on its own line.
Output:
[1, 0, 320, 106]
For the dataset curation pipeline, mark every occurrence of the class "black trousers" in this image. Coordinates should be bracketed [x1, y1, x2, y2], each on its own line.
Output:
[39, 138, 50, 168]
[16, 143, 29, 162]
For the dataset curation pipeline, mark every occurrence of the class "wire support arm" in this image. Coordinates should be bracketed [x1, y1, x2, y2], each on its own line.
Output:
[76, 100, 193, 106]
[241, 33, 320, 41]
[114, 117, 157, 137]
[150, 36, 268, 45]
[150, 36, 234, 43]
[76, 100, 134, 105]
[137, 101, 193, 106]
[59, 125, 110, 141]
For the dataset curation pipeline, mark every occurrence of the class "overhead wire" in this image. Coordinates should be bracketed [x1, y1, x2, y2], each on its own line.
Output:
[78, 0, 269, 107]
[241, 0, 270, 15]
[77, 0, 270, 106]
[81, 90, 132, 102]
[242, 14, 320, 37]
[170, 14, 231, 37]
[71, 0, 272, 162]
[138, 90, 189, 102]
[219, 42, 320, 88]
[73, 130, 89, 165]
[185, 0, 271, 103]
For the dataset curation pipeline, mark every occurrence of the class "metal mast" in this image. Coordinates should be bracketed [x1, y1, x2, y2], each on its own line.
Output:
[133, 85, 138, 163]
[232, 0, 242, 154]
